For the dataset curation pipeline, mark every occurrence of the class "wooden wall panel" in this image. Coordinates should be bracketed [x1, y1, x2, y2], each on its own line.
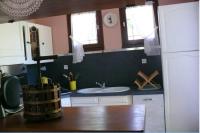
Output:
[158, 0, 198, 5]
[0, 0, 146, 22]
[28, 0, 141, 19]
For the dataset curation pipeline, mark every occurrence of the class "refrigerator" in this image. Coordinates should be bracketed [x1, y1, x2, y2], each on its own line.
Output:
[158, 1, 199, 132]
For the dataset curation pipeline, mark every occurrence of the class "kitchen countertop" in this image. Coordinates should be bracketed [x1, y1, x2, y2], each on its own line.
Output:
[61, 86, 164, 97]
[0, 105, 145, 132]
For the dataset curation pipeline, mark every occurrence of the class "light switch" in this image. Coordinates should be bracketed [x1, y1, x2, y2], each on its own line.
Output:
[142, 58, 147, 64]
[64, 65, 68, 70]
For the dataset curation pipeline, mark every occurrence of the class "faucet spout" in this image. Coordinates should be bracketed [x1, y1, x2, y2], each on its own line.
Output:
[96, 81, 106, 89]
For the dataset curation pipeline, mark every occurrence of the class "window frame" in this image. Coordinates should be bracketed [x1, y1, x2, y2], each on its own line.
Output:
[120, 2, 159, 48]
[67, 11, 104, 52]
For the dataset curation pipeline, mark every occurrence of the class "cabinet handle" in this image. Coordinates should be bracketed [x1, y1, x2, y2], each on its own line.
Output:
[26, 41, 30, 44]
[42, 42, 45, 45]
[22, 26, 27, 60]
[143, 98, 152, 101]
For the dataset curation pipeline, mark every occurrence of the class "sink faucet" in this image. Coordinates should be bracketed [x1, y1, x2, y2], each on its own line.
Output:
[96, 82, 106, 89]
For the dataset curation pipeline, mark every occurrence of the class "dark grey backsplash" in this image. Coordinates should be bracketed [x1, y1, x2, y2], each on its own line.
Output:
[26, 50, 163, 90]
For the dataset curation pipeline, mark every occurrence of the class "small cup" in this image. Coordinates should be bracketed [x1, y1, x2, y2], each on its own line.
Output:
[41, 76, 49, 84]
[69, 81, 77, 91]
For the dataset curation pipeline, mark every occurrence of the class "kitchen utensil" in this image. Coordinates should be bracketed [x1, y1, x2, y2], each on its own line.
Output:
[69, 72, 73, 80]
[63, 74, 70, 81]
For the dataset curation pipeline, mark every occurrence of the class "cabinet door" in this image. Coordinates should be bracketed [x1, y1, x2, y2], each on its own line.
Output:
[61, 96, 71, 107]
[71, 97, 99, 107]
[0, 22, 25, 65]
[162, 51, 199, 132]
[99, 96, 132, 106]
[158, 2, 198, 53]
[37, 25, 53, 57]
[20, 22, 35, 64]
[23, 22, 54, 64]
[133, 94, 165, 132]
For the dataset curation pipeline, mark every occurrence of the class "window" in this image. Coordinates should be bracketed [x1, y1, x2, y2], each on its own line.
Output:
[120, 4, 156, 48]
[67, 11, 104, 52]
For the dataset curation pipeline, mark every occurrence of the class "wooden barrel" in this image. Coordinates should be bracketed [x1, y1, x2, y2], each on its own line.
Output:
[22, 84, 62, 121]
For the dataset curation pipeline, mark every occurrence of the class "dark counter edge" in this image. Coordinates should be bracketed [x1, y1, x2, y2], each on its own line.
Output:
[61, 86, 164, 97]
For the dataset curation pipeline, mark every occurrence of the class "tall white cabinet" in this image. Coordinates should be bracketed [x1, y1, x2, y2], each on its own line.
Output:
[162, 51, 199, 132]
[158, 1, 199, 132]
[158, 2, 198, 53]
[0, 22, 25, 65]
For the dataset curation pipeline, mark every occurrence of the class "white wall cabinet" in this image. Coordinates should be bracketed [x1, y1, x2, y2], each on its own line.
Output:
[0, 22, 25, 65]
[71, 95, 132, 107]
[20, 21, 53, 64]
[133, 94, 165, 132]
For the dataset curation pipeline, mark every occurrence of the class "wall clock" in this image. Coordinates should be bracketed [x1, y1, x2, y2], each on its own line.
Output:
[103, 12, 118, 27]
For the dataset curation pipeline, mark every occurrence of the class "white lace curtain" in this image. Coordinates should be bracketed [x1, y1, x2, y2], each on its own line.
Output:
[144, 1, 160, 56]
[126, 2, 160, 56]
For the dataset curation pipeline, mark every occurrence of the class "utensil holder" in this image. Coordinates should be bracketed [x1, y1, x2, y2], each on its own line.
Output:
[69, 81, 77, 91]
[22, 84, 62, 121]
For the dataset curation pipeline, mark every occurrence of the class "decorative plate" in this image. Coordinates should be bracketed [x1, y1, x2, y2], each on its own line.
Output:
[103, 12, 118, 27]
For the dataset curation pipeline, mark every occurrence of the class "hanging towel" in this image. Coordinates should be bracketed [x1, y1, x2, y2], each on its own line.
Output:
[144, 27, 161, 56]
[144, 1, 161, 56]
[69, 36, 85, 64]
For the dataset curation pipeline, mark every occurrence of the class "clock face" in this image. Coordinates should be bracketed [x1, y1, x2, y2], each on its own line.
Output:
[103, 12, 118, 27]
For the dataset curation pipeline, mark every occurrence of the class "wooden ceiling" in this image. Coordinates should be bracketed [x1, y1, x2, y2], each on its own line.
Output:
[0, 0, 144, 23]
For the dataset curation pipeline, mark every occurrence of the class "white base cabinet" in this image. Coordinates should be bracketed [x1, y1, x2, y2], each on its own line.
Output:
[99, 96, 132, 106]
[71, 95, 132, 107]
[62, 94, 165, 132]
[133, 94, 165, 132]
[71, 97, 99, 107]
[61, 96, 71, 107]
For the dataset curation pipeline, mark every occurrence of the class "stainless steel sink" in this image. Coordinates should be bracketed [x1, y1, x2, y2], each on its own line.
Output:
[77, 87, 130, 94]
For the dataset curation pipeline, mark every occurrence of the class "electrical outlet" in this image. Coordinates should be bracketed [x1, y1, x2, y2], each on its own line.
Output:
[142, 58, 147, 64]
[64, 65, 68, 70]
